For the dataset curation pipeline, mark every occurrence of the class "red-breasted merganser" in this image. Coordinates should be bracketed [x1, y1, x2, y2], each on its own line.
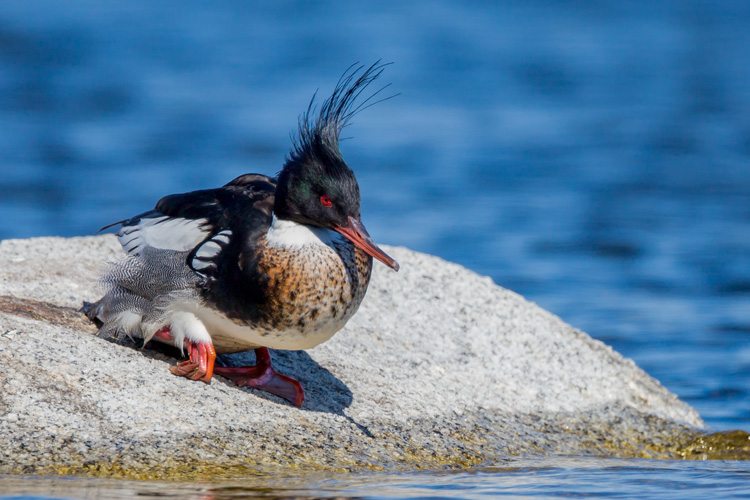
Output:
[82, 63, 399, 407]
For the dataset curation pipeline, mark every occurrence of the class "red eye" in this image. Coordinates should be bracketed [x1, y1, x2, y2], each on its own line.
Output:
[320, 196, 332, 207]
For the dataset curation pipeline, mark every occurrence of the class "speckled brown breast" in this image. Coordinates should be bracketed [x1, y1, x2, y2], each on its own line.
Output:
[205, 235, 373, 353]
[259, 234, 372, 328]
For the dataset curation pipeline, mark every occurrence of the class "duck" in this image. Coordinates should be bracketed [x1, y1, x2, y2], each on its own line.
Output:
[82, 62, 399, 407]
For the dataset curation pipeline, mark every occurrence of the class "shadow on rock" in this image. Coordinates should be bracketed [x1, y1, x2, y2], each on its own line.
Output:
[217, 349, 356, 414]
[110, 337, 361, 419]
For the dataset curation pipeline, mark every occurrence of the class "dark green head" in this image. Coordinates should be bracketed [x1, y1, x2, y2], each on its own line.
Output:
[273, 127, 361, 230]
[273, 62, 399, 271]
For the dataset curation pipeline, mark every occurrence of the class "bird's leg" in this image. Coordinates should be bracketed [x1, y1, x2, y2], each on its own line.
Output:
[214, 347, 304, 407]
[153, 326, 216, 383]
[152, 326, 175, 343]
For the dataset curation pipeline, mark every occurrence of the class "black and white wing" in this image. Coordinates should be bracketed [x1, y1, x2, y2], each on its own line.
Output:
[112, 173, 276, 282]
[117, 212, 212, 256]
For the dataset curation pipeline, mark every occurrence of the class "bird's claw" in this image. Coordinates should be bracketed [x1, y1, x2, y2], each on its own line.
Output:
[155, 326, 216, 383]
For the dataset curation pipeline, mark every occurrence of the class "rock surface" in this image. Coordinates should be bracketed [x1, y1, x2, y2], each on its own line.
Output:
[0, 236, 716, 477]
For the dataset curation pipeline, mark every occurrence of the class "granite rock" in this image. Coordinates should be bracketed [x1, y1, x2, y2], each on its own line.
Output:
[0, 236, 711, 478]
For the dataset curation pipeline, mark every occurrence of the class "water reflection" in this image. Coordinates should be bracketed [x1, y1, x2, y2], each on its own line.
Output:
[3, 457, 750, 499]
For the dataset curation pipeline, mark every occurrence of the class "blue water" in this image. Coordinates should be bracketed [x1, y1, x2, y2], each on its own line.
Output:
[1, 0, 748, 498]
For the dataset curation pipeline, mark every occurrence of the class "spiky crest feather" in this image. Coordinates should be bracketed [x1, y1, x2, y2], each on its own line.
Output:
[273, 62, 394, 224]
[283, 61, 394, 180]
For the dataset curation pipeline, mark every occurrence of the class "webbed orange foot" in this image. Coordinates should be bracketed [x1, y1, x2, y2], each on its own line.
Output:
[214, 347, 304, 407]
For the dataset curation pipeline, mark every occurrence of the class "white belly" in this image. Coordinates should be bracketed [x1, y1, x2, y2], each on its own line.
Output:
[160, 300, 350, 353]
[200, 303, 349, 352]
